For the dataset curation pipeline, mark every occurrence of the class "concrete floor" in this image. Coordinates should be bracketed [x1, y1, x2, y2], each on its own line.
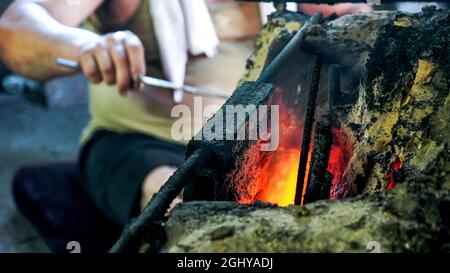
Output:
[0, 75, 89, 253]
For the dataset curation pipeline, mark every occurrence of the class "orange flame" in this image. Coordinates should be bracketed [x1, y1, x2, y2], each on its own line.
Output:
[228, 89, 312, 206]
[227, 92, 353, 206]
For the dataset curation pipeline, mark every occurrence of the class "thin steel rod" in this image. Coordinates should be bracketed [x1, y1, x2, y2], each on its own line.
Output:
[303, 121, 333, 204]
[328, 64, 341, 120]
[294, 52, 323, 205]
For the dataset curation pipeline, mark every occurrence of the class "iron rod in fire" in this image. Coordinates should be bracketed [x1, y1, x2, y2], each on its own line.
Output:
[328, 64, 341, 121]
[258, 12, 323, 83]
[110, 149, 212, 253]
[294, 52, 323, 205]
[303, 121, 333, 204]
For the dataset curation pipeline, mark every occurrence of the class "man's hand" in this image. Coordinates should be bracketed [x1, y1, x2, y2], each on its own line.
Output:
[78, 31, 146, 96]
[0, 0, 145, 96]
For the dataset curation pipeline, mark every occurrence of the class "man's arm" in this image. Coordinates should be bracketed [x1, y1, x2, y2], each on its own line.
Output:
[0, 0, 146, 95]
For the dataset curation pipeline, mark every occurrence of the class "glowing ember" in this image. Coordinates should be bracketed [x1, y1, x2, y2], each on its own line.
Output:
[253, 146, 300, 206]
[228, 88, 318, 206]
[299, 147, 312, 206]
[387, 158, 403, 190]
[328, 127, 354, 200]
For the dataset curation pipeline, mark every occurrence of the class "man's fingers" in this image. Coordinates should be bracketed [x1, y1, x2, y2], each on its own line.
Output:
[79, 49, 102, 84]
[78, 31, 145, 95]
[124, 34, 146, 91]
[94, 45, 116, 85]
[109, 43, 131, 96]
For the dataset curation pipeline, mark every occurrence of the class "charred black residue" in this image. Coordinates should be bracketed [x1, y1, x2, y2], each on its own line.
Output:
[364, 7, 450, 113]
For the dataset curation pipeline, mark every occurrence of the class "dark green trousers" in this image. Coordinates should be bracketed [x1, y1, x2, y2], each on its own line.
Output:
[78, 130, 186, 225]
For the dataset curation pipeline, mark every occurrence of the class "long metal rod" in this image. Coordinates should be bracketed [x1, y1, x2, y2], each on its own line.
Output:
[294, 52, 322, 205]
[303, 65, 340, 204]
[110, 149, 212, 253]
[55, 58, 228, 99]
[328, 64, 341, 120]
[303, 121, 333, 204]
[257, 12, 323, 83]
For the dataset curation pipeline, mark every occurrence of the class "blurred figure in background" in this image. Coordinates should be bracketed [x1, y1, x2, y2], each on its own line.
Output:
[0, 0, 261, 225]
[395, 1, 447, 12]
[259, 2, 372, 23]
[0, 1, 12, 87]
[0, 0, 372, 226]
[298, 3, 372, 17]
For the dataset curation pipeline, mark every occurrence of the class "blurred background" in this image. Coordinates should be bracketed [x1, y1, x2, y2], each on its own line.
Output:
[0, 0, 447, 253]
[0, 0, 89, 253]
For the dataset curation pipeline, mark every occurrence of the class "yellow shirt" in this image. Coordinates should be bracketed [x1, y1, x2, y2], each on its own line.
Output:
[81, 0, 254, 145]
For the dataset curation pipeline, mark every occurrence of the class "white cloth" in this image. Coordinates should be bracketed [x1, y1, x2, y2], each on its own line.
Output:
[149, 0, 219, 102]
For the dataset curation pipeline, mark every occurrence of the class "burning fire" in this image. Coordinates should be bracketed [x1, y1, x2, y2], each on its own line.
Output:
[227, 89, 303, 206]
[227, 90, 349, 207]
[227, 87, 404, 205]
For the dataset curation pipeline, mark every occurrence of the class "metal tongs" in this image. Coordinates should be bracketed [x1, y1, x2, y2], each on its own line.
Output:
[56, 58, 228, 99]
